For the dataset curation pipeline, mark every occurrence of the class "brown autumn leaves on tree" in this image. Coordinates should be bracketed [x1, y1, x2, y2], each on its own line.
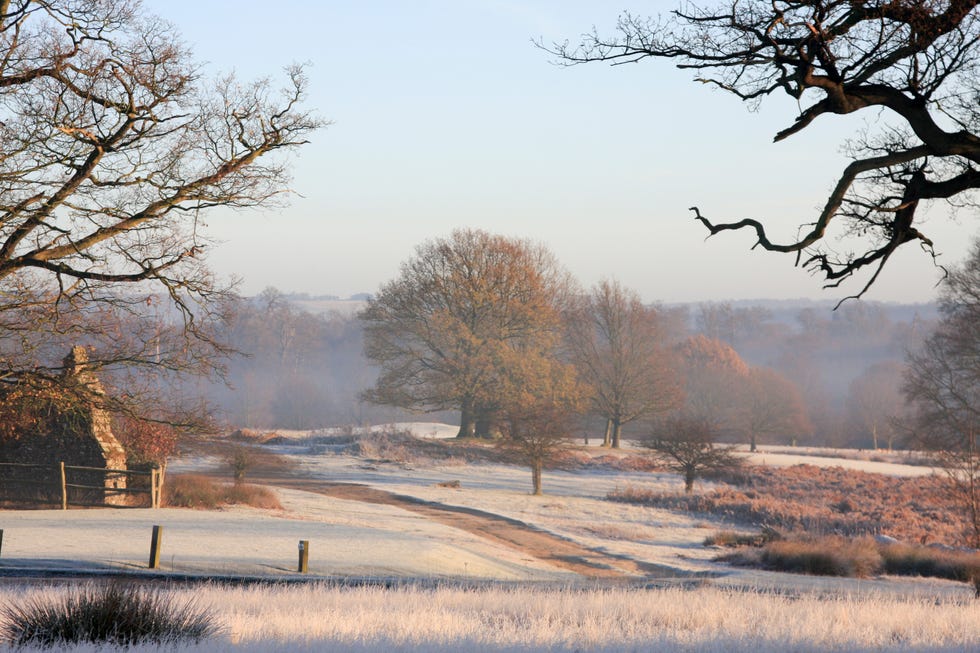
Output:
[676, 335, 810, 452]
[360, 229, 588, 493]
[548, 1, 980, 301]
[360, 230, 815, 492]
[360, 229, 576, 440]
[0, 1, 320, 434]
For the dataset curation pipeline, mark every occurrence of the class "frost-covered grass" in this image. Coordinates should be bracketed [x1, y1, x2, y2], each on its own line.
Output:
[1, 582, 977, 652]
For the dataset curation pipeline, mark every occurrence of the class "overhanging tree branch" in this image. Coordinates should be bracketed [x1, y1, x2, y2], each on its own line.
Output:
[548, 1, 980, 297]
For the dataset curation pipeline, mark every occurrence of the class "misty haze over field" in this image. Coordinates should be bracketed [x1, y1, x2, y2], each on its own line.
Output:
[204, 289, 934, 451]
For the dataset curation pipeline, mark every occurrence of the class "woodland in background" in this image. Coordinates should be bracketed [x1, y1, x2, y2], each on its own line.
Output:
[202, 289, 934, 451]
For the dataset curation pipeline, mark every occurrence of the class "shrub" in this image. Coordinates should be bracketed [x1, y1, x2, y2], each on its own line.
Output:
[719, 535, 980, 587]
[221, 483, 283, 510]
[879, 543, 980, 582]
[164, 475, 282, 510]
[610, 464, 968, 545]
[228, 446, 254, 483]
[705, 530, 767, 547]
[0, 583, 219, 646]
[759, 537, 882, 577]
[165, 474, 220, 509]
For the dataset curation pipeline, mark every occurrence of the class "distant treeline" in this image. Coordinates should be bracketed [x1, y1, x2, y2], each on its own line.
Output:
[201, 288, 930, 449]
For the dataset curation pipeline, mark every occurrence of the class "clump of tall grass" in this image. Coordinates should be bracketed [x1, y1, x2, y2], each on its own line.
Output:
[0, 583, 219, 646]
[720, 534, 980, 585]
[879, 542, 980, 585]
[164, 474, 282, 510]
[758, 536, 882, 577]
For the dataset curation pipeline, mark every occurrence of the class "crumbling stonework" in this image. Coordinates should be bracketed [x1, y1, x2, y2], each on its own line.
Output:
[0, 346, 128, 506]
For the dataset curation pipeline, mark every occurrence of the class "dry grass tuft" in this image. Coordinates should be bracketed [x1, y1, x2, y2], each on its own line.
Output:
[0, 583, 219, 646]
[164, 475, 282, 510]
[720, 534, 980, 584]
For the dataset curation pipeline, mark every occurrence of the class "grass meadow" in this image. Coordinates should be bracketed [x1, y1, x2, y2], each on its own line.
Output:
[1, 582, 978, 652]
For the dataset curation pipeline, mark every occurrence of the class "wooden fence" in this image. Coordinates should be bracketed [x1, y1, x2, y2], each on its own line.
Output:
[0, 461, 163, 508]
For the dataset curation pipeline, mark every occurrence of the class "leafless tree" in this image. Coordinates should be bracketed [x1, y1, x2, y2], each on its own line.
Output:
[360, 229, 573, 438]
[905, 238, 980, 546]
[847, 360, 907, 450]
[565, 279, 682, 448]
[0, 1, 321, 419]
[674, 335, 748, 437]
[640, 417, 741, 494]
[740, 367, 812, 452]
[548, 1, 980, 301]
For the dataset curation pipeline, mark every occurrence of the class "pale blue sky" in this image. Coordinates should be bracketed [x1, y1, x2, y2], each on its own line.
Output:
[151, 1, 976, 303]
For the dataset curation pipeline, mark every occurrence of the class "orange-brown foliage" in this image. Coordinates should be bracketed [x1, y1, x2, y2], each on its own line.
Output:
[611, 463, 968, 545]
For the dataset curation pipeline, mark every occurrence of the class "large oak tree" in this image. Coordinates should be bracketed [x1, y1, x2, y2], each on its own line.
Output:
[550, 1, 980, 300]
[360, 229, 573, 438]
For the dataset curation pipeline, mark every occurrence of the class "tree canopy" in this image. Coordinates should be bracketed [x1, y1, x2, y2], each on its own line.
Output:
[0, 1, 320, 425]
[550, 1, 980, 300]
[566, 279, 681, 448]
[904, 237, 980, 545]
[360, 229, 573, 438]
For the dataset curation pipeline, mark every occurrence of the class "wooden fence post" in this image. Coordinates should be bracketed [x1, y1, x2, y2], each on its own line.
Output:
[298, 540, 309, 573]
[150, 468, 158, 509]
[0, 529, 4, 558]
[148, 525, 163, 569]
[59, 462, 67, 510]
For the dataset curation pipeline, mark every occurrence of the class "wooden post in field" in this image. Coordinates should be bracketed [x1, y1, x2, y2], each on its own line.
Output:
[148, 525, 163, 569]
[59, 462, 67, 510]
[150, 467, 158, 508]
[0, 529, 4, 558]
[298, 540, 309, 573]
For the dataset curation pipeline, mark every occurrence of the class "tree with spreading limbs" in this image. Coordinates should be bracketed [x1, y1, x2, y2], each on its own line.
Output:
[495, 349, 585, 495]
[905, 238, 980, 546]
[548, 1, 980, 301]
[0, 1, 320, 426]
[641, 416, 741, 493]
[360, 229, 572, 438]
[566, 279, 682, 448]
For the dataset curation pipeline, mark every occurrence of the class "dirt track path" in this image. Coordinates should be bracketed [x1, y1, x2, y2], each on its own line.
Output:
[254, 475, 681, 580]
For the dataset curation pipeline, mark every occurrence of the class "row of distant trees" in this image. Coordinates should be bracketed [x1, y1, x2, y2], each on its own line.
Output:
[354, 228, 813, 494]
[203, 267, 932, 452]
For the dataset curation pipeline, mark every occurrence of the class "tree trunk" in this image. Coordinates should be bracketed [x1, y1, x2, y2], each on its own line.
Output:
[457, 400, 474, 439]
[532, 461, 543, 496]
[475, 414, 493, 439]
[611, 418, 622, 449]
[750, 432, 757, 453]
[684, 468, 696, 493]
[602, 419, 612, 447]
[871, 422, 879, 450]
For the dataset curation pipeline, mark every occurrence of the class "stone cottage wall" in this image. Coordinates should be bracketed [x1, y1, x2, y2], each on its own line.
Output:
[0, 346, 128, 506]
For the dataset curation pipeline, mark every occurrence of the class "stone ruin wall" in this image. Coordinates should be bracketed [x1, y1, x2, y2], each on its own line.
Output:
[0, 346, 129, 506]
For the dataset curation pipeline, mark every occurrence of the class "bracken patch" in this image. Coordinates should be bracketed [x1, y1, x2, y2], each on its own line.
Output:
[610, 464, 967, 545]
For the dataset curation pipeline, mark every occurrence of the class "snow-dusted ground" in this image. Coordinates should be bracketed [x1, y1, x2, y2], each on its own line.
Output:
[0, 423, 967, 600]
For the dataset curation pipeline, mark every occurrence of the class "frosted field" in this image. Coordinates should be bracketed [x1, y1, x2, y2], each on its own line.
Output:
[0, 423, 974, 651]
[1, 582, 978, 652]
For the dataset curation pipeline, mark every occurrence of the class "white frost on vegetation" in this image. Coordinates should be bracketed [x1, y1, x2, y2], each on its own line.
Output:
[0, 583, 977, 652]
